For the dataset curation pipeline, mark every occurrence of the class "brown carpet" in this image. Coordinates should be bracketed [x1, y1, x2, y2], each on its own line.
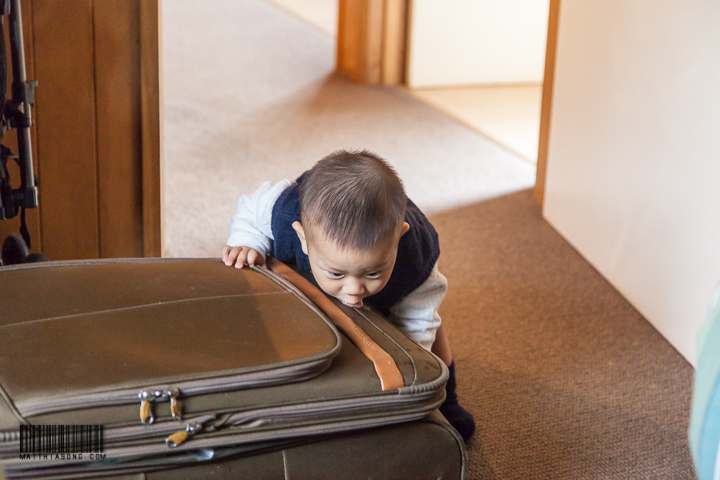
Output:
[432, 190, 695, 479]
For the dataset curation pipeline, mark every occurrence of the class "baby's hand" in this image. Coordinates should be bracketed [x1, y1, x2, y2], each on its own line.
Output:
[221, 245, 265, 269]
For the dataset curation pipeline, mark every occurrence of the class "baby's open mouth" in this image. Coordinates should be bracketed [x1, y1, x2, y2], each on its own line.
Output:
[340, 299, 363, 308]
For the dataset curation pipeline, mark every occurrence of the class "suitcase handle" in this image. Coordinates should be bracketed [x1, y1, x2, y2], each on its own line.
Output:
[265, 256, 405, 391]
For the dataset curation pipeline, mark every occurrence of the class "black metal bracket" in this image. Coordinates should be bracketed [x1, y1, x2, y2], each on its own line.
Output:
[0, 0, 38, 242]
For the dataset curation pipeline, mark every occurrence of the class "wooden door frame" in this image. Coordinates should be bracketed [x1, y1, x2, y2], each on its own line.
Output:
[534, 0, 560, 206]
[140, 0, 163, 257]
[336, 0, 560, 208]
[336, 0, 408, 85]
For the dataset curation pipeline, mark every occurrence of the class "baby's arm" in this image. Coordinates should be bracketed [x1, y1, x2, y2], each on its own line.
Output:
[223, 179, 293, 268]
[388, 262, 448, 351]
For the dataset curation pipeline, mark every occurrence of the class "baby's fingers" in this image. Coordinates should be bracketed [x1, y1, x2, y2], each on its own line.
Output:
[221, 245, 232, 263]
[224, 246, 242, 267]
[234, 247, 249, 269]
[246, 249, 264, 267]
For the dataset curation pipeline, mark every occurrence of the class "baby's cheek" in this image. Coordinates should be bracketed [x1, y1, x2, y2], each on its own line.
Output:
[316, 278, 339, 296]
[367, 278, 389, 295]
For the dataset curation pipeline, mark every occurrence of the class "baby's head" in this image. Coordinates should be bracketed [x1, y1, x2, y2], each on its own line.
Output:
[292, 150, 409, 308]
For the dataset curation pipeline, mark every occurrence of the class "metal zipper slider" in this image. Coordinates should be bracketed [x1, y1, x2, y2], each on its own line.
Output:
[138, 388, 182, 424]
[165, 421, 204, 448]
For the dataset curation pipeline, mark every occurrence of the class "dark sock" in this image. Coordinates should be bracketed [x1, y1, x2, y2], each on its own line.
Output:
[439, 361, 475, 442]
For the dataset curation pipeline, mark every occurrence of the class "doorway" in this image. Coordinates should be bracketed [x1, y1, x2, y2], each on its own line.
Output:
[160, 0, 537, 257]
[405, 1, 548, 164]
[271, 0, 548, 164]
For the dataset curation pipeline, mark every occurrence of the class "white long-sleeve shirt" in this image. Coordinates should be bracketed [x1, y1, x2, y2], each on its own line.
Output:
[227, 180, 447, 351]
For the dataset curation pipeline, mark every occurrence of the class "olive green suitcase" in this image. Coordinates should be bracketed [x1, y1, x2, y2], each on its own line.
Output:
[0, 258, 464, 479]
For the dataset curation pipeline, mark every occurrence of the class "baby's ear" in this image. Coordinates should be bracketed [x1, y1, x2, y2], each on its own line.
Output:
[292, 221, 309, 255]
[400, 222, 410, 237]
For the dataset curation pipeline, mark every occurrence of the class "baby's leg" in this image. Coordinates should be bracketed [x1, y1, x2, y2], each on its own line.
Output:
[431, 324, 453, 366]
[432, 324, 476, 442]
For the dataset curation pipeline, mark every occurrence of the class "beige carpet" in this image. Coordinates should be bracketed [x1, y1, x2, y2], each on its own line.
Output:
[410, 85, 543, 163]
[162, 1, 696, 478]
[161, 0, 535, 259]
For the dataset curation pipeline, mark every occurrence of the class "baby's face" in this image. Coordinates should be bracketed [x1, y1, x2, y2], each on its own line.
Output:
[293, 222, 407, 308]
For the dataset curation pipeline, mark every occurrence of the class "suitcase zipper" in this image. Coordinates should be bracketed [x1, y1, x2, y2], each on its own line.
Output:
[161, 386, 446, 448]
[165, 419, 209, 448]
[0, 431, 19, 443]
[1, 408, 447, 474]
[2, 385, 441, 453]
[1, 365, 449, 460]
[139, 388, 181, 425]
[112, 386, 445, 450]
[18, 356, 333, 419]
[1, 366, 448, 452]
[0, 414, 218, 454]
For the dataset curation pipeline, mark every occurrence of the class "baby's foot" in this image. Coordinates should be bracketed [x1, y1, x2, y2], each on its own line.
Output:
[441, 361, 476, 442]
[440, 396, 476, 442]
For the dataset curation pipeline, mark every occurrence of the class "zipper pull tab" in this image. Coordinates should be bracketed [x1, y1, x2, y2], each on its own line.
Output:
[165, 430, 188, 448]
[167, 389, 182, 421]
[165, 421, 203, 448]
[139, 391, 155, 425]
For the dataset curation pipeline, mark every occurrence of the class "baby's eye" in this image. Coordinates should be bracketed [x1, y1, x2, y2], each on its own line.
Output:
[326, 271, 344, 279]
[366, 272, 381, 279]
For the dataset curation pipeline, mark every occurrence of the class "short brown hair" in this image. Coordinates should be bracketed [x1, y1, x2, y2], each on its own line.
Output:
[299, 150, 407, 250]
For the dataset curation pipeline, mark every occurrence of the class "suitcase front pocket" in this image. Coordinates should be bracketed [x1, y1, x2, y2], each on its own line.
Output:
[0, 261, 341, 422]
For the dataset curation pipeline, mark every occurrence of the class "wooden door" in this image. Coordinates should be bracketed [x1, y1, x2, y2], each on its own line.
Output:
[0, 0, 162, 260]
[336, 0, 408, 85]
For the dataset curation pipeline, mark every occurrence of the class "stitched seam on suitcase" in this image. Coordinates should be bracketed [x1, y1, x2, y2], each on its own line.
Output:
[353, 308, 449, 394]
[13, 356, 334, 417]
[0, 382, 27, 426]
[0, 413, 438, 472]
[282, 449, 289, 480]
[0, 257, 197, 272]
[355, 308, 419, 387]
[0, 291, 290, 328]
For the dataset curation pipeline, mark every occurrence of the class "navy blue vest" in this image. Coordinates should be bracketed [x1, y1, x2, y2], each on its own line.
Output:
[270, 174, 440, 317]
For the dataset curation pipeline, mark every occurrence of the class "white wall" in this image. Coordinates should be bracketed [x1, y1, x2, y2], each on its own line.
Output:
[407, 0, 549, 88]
[543, 0, 720, 365]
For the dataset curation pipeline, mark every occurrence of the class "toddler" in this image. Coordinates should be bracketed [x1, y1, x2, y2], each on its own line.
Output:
[222, 150, 475, 441]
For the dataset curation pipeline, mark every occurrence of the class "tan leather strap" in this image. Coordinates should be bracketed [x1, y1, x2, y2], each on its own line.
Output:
[266, 257, 405, 391]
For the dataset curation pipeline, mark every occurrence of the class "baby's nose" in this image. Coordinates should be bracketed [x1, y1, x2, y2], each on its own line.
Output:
[343, 279, 365, 296]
